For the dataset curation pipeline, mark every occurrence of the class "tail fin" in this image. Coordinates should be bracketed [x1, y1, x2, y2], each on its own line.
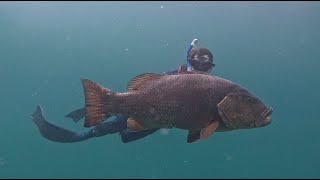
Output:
[81, 79, 114, 128]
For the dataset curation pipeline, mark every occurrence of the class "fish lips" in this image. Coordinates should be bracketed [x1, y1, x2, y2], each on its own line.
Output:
[255, 107, 273, 127]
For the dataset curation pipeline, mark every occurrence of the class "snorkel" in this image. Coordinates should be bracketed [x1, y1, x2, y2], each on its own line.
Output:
[187, 39, 198, 72]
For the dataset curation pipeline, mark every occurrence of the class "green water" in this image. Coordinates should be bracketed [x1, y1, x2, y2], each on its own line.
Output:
[0, 1, 319, 178]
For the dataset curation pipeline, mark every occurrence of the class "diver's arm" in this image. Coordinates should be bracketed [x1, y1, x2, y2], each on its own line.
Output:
[164, 64, 188, 74]
[164, 69, 178, 74]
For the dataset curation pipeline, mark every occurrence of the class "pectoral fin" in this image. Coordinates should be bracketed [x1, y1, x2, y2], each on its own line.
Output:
[200, 121, 220, 139]
[187, 121, 220, 143]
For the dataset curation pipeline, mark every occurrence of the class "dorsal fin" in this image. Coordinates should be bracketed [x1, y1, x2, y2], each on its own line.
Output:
[127, 73, 166, 91]
[126, 71, 212, 92]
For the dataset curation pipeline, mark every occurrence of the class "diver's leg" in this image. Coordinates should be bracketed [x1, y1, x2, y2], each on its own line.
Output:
[31, 105, 129, 143]
[64, 107, 86, 122]
[31, 105, 91, 143]
[87, 113, 159, 143]
[120, 128, 159, 143]
[89, 115, 128, 137]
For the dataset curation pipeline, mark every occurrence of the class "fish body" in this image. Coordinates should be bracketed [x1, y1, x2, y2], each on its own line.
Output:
[82, 71, 272, 143]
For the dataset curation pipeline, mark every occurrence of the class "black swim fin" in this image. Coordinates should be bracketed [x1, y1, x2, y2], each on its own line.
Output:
[31, 105, 89, 143]
[64, 107, 86, 122]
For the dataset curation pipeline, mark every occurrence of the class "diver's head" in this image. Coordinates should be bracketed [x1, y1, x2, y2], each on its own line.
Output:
[189, 48, 215, 72]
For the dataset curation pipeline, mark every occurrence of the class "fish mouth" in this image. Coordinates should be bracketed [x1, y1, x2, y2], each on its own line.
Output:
[255, 107, 273, 127]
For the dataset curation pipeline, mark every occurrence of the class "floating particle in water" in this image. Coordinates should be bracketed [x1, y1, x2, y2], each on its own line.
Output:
[224, 153, 233, 161]
[160, 5, 164, 9]
[276, 48, 284, 56]
[65, 36, 71, 41]
[183, 160, 190, 166]
[31, 92, 39, 97]
[124, 48, 129, 52]
[160, 40, 169, 48]
[0, 157, 6, 166]
[160, 128, 169, 135]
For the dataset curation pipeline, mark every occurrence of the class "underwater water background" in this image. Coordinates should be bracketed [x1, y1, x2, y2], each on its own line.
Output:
[0, 1, 319, 178]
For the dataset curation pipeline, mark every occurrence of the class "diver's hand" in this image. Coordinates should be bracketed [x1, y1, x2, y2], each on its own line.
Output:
[191, 39, 198, 45]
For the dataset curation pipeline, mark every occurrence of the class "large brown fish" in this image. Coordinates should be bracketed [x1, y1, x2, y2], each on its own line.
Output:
[81, 71, 273, 143]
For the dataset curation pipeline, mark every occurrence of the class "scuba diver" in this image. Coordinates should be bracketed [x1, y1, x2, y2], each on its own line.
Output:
[31, 39, 215, 143]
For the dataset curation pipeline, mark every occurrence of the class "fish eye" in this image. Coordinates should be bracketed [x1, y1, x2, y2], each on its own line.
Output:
[247, 97, 257, 104]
